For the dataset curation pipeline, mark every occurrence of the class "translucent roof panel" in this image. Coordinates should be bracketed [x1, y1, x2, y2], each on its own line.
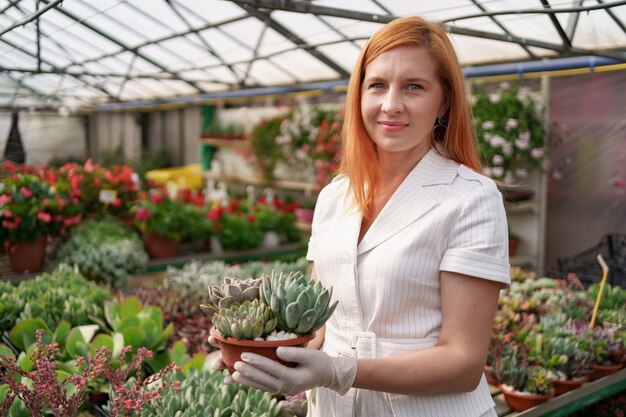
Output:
[0, 0, 624, 108]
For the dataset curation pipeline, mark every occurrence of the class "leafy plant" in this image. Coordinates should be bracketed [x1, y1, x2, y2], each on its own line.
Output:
[0, 264, 111, 332]
[473, 82, 547, 183]
[165, 260, 241, 293]
[53, 217, 148, 287]
[216, 211, 264, 250]
[245, 113, 289, 180]
[213, 299, 278, 340]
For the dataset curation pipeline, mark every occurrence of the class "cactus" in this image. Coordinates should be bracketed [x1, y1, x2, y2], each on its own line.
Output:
[260, 270, 338, 334]
[212, 299, 277, 339]
[201, 277, 262, 315]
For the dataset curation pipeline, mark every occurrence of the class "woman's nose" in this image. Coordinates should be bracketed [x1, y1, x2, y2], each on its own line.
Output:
[381, 89, 403, 114]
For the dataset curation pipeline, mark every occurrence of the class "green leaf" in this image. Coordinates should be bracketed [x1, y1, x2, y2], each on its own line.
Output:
[65, 327, 87, 358]
[170, 340, 190, 366]
[120, 297, 143, 319]
[9, 318, 49, 351]
[117, 316, 141, 331]
[138, 306, 164, 331]
[121, 327, 146, 350]
[53, 320, 72, 352]
[181, 352, 207, 373]
[0, 343, 15, 359]
[89, 334, 115, 358]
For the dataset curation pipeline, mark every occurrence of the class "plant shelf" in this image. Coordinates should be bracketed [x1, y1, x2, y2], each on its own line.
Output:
[202, 171, 317, 192]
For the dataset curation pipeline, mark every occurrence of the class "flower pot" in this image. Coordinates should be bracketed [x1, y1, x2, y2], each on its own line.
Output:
[588, 363, 622, 381]
[509, 236, 521, 257]
[210, 327, 315, 374]
[484, 365, 498, 386]
[5, 235, 47, 274]
[553, 377, 587, 396]
[498, 384, 552, 412]
[294, 208, 314, 224]
[142, 232, 179, 259]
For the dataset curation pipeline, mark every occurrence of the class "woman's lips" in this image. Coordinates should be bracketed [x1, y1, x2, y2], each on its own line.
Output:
[378, 120, 408, 132]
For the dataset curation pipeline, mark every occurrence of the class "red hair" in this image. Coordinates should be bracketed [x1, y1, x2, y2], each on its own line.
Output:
[339, 16, 480, 219]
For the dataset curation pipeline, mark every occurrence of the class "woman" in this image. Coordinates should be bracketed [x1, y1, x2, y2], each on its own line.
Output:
[220, 16, 510, 417]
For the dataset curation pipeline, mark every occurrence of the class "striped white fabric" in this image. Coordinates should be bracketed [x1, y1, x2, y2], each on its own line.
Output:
[306, 149, 510, 417]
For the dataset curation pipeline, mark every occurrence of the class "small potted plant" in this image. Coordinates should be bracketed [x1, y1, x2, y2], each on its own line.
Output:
[545, 336, 594, 396]
[202, 271, 337, 373]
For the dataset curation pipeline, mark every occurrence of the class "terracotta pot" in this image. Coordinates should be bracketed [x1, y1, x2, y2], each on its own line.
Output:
[210, 327, 315, 373]
[509, 237, 521, 257]
[499, 384, 552, 412]
[294, 208, 314, 224]
[553, 377, 587, 396]
[142, 232, 179, 259]
[5, 235, 47, 274]
[484, 365, 498, 386]
[588, 363, 622, 381]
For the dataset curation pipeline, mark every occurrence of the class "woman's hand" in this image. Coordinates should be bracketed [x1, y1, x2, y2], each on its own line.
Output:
[207, 334, 234, 384]
[230, 346, 357, 395]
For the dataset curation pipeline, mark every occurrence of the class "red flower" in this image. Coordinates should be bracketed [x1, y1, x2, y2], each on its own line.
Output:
[135, 208, 152, 222]
[3, 209, 12, 218]
[20, 186, 33, 198]
[37, 212, 51, 223]
[2, 220, 16, 229]
[112, 197, 122, 208]
[207, 209, 221, 221]
[247, 214, 256, 223]
[150, 194, 164, 204]
[0, 194, 12, 205]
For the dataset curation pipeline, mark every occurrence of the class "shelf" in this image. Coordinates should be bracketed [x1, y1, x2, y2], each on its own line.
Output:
[202, 171, 317, 192]
[510, 253, 537, 267]
[200, 136, 248, 148]
[505, 201, 537, 214]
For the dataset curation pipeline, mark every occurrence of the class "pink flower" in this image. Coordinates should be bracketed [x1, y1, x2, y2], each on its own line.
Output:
[0, 194, 11, 205]
[20, 186, 33, 198]
[2, 220, 16, 229]
[85, 159, 95, 173]
[3, 209, 12, 218]
[135, 208, 152, 222]
[150, 194, 164, 204]
[207, 209, 221, 221]
[37, 212, 51, 223]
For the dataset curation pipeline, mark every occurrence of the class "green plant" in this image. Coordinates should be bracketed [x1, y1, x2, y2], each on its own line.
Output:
[260, 270, 338, 334]
[472, 82, 546, 183]
[130, 191, 201, 242]
[201, 277, 263, 315]
[0, 264, 111, 332]
[0, 173, 82, 245]
[165, 260, 242, 293]
[546, 336, 594, 380]
[493, 344, 528, 391]
[212, 299, 278, 339]
[525, 366, 554, 395]
[140, 368, 282, 417]
[246, 113, 289, 180]
[53, 218, 148, 287]
[217, 211, 264, 250]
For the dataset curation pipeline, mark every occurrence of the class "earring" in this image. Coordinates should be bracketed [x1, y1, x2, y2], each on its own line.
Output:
[431, 115, 448, 148]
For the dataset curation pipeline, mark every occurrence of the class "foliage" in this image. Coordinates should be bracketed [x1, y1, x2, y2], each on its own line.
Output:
[0, 172, 82, 244]
[56, 159, 139, 217]
[165, 260, 241, 294]
[53, 217, 148, 287]
[216, 210, 264, 250]
[130, 190, 208, 242]
[0, 264, 111, 332]
[472, 82, 547, 183]
[97, 146, 171, 181]
[246, 113, 289, 180]
[140, 368, 282, 417]
[201, 277, 262, 315]
[213, 299, 278, 339]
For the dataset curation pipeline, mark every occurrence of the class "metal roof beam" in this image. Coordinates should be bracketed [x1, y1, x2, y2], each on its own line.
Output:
[0, 37, 115, 99]
[540, 0, 572, 48]
[0, 0, 63, 37]
[239, 4, 350, 78]
[163, 0, 243, 85]
[171, 0, 300, 84]
[53, 6, 206, 93]
[2, 72, 50, 102]
[565, 0, 584, 41]
[469, 0, 536, 59]
[0, 1, 23, 16]
[58, 14, 247, 72]
[597, 0, 626, 36]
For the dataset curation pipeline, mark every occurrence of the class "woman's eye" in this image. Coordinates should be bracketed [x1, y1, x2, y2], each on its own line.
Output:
[369, 82, 385, 89]
[408, 84, 423, 91]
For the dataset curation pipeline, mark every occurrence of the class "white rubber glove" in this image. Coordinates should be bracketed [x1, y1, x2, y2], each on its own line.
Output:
[207, 334, 234, 384]
[231, 346, 357, 395]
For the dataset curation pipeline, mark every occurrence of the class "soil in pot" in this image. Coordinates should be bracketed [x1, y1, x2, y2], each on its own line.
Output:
[210, 327, 315, 374]
[553, 377, 587, 396]
[499, 384, 552, 412]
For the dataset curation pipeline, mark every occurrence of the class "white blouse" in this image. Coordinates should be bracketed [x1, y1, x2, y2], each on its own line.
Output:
[306, 149, 510, 417]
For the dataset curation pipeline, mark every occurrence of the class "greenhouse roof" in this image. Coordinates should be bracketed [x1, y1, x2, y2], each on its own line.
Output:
[1, 0, 625, 110]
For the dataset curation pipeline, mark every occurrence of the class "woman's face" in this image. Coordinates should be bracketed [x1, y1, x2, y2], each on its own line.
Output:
[360, 45, 446, 156]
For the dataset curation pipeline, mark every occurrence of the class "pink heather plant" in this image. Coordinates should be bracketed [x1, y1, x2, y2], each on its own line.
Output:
[0, 329, 180, 417]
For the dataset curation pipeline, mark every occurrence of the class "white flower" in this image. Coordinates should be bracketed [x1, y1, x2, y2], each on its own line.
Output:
[482, 167, 492, 176]
[491, 167, 504, 177]
[482, 120, 495, 130]
[492, 155, 504, 165]
[295, 149, 307, 160]
[517, 86, 531, 101]
[502, 142, 513, 156]
[515, 138, 529, 150]
[504, 172, 515, 185]
[531, 148, 544, 159]
[499, 81, 511, 90]
[505, 118, 518, 131]
[489, 93, 501, 103]
[275, 134, 291, 145]
[490, 135, 505, 147]
[518, 131, 531, 141]
[515, 168, 528, 178]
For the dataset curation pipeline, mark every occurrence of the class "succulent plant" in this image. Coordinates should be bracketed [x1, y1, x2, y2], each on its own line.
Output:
[493, 345, 528, 391]
[200, 277, 262, 315]
[260, 270, 338, 334]
[213, 299, 278, 339]
[525, 366, 555, 395]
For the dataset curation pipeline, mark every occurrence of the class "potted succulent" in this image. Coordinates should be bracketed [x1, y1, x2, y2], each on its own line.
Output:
[202, 271, 337, 373]
[545, 336, 594, 396]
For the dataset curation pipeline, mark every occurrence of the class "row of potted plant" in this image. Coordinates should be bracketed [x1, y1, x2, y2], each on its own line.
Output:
[486, 268, 625, 412]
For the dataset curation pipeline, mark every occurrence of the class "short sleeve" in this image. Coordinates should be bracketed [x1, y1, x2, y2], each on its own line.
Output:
[440, 186, 510, 286]
[306, 222, 317, 262]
